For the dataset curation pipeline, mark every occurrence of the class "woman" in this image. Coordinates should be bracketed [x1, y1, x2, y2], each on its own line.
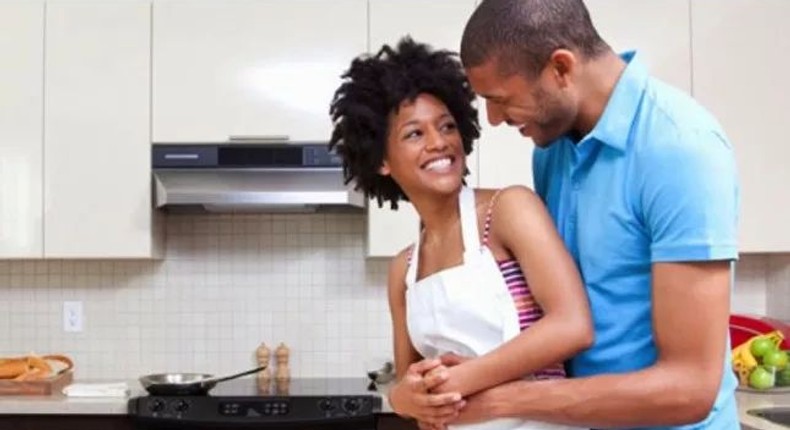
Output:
[329, 37, 593, 430]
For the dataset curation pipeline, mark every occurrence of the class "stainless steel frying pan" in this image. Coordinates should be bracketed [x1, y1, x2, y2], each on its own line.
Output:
[139, 365, 266, 395]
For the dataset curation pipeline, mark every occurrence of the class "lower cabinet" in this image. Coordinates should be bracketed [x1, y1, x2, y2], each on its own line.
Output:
[377, 413, 420, 430]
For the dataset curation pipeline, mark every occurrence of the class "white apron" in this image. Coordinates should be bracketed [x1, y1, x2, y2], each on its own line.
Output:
[405, 187, 584, 430]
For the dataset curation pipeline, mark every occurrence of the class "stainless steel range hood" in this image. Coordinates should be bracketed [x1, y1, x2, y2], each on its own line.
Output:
[152, 144, 364, 213]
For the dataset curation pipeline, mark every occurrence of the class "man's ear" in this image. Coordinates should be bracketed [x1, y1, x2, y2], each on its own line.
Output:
[548, 49, 577, 87]
[378, 160, 391, 176]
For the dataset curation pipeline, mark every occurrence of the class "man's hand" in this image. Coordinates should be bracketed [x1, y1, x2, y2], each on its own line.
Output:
[449, 383, 510, 425]
[388, 358, 466, 427]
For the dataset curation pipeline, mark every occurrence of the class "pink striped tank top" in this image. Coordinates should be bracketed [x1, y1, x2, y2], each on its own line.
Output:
[481, 199, 566, 380]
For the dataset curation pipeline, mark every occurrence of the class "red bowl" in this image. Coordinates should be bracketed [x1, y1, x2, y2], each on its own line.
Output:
[730, 314, 790, 350]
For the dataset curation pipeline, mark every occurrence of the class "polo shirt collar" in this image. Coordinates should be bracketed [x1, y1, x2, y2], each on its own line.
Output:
[583, 50, 649, 152]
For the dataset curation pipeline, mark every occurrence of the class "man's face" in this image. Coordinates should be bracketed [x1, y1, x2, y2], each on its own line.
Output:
[466, 58, 578, 148]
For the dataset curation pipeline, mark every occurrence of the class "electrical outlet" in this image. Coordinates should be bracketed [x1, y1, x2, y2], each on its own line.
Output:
[63, 301, 83, 332]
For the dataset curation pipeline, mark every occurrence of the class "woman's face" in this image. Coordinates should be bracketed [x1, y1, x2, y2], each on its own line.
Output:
[379, 93, 466, 199]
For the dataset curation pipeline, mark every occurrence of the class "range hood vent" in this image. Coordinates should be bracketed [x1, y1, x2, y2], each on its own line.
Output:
[152, 144, 364, 213]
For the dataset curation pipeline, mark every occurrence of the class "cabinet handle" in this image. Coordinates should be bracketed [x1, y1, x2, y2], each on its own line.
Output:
[228, 135, 290, 143]
[164, 153, 199, 160]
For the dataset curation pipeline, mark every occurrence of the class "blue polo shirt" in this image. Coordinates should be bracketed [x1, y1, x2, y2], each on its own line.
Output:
[533, 51, 739, 429]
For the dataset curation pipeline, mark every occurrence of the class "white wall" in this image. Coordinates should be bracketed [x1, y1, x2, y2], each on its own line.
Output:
[0, 214, 786, 380]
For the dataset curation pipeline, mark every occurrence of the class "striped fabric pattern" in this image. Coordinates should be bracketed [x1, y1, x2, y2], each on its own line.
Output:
[484, 195, 567, 380]
[495, 257, 567, 379]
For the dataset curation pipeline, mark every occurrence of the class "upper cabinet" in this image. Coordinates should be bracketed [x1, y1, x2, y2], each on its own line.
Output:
[366, 0, 476, 258]
[691, 0, 790, 253]
[44, 1, 161, 258]
[0, 1, 44, 258]
[152, 0, 367, 144]
[585, 0, 691, 93]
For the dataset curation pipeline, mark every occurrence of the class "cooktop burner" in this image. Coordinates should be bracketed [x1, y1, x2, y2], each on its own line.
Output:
[128, 378, 382, 429]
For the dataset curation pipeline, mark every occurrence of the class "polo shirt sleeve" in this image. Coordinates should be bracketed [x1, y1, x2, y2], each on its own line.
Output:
[640, 129, 739, 262]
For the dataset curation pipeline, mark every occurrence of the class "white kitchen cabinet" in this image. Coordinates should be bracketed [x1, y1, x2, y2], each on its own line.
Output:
[0, 2, 44, 258]
[691, 0, 790, 252]
[366, 0, 477, 257]
[152, 0, 367, 144]
[44, 1, 162, 258]
[586, 0, 692, 93]
[476, 0, 692, 190]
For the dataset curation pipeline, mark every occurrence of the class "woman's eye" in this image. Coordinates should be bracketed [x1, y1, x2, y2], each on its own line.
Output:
[404, 130, 422, 140]
[441, 122, 457, 132]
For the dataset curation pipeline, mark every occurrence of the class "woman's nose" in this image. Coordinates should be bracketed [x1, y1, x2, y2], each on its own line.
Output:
[425, 128, 449, 151]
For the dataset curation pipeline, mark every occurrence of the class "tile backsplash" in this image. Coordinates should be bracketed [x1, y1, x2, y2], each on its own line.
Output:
[0, 214, 787, 380]
[0, 213, 392, 380]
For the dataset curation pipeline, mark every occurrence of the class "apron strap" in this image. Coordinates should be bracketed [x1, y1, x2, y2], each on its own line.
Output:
[459, 187, 481, 262]
[406, 187, 479, 283]
[404, 240, 419, 287]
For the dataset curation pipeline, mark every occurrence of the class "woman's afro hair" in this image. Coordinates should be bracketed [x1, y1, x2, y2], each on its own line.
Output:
[329, 36, 480, 210]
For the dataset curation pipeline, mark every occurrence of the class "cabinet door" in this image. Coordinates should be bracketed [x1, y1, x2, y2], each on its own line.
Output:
[0, 2, 44, 258]
[476, 0, 692, 189]
[152, 0, 367, 143]
[45, 1, 159, 258]
[366, 0, 476, 257]
[586, 0, 692, 93]
[692, 0, 790, 252]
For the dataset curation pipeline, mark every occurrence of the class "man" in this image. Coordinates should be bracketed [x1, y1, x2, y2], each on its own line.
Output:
[396, 0, 740, 428]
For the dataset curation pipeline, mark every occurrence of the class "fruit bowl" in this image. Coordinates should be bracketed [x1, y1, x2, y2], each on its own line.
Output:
[732, 330, 790, 392]
[737, 385, 790, 394]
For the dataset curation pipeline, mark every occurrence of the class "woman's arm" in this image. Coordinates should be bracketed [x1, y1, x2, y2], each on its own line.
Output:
[435, 186, 594, 397]
[385, 248, 465, 426]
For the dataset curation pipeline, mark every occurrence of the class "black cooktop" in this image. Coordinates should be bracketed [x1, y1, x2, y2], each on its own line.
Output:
[207, 377, 378, 397]
[129, 378, 382, 429]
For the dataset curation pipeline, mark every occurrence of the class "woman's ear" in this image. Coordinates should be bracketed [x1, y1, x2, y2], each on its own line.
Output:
[378, 160, 391, 176]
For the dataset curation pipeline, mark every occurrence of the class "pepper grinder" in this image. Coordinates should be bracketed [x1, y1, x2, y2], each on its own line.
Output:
[275, 342, 291, 383]
[256, 342, 272, 384]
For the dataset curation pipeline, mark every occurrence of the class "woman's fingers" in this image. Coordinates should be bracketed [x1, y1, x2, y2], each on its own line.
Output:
[423, 365, 450, 391]
[423, 391, 462, 407]
[407, 358, 442, 376]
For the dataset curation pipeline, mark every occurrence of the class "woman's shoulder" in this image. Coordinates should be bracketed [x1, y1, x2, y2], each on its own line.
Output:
[472, 185, 539, 210]
[387, 244, 415, 293]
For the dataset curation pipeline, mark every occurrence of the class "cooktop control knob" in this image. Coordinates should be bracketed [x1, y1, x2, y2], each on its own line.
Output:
[173, 399, 190, 413]
[318, 398, 335, 412]
[148, 399, 165, 413]
[342, 398, 362, 414]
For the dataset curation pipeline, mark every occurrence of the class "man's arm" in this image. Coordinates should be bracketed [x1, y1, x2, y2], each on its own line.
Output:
[451, 260, 732, 428]
[453, 127, 738, 427]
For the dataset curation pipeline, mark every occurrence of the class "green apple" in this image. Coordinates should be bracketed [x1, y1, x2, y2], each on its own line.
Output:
[750, 338, 777, 358]
[763, 350, 789, 370]
[749, 366, 775, 390]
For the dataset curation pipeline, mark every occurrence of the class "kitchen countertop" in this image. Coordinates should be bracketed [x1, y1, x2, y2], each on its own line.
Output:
[1, 380, 786, 429]
[0, 378, 395, 415]
[736, 389, 790, 430]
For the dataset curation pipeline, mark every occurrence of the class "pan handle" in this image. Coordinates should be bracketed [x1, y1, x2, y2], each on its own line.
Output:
[202, 365, 268, 386]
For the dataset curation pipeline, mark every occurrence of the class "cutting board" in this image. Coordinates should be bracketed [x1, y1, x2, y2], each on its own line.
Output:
[0, 371, 73, 396]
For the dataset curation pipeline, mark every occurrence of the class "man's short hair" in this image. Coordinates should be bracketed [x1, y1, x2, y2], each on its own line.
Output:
[461, 0, 610, 77]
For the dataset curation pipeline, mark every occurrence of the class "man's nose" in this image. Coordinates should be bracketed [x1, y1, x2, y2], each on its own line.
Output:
[486, 100, 505, 126]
